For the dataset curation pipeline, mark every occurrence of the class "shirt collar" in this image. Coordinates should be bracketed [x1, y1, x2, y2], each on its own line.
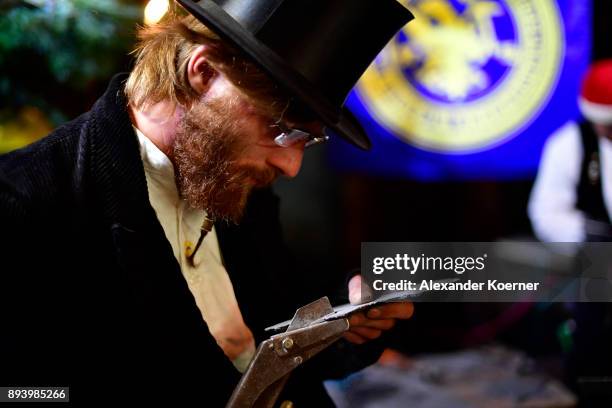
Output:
[134, 126, 179, 198]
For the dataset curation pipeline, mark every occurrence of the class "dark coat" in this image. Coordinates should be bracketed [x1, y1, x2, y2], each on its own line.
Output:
[0, 75, 381, 406]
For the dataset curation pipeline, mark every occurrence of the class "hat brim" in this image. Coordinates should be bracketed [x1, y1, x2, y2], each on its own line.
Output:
[177, 0, 372, 150]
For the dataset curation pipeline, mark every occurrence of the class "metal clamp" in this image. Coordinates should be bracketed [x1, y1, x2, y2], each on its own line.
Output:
[226, 297, 349, 408]
[226, 281, 448, 407]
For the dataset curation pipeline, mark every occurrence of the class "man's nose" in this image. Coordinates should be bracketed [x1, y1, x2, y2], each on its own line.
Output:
[267, 144, 305, 178]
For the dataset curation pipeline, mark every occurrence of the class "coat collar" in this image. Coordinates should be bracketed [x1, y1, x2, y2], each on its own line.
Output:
[87, 73, 159, 233]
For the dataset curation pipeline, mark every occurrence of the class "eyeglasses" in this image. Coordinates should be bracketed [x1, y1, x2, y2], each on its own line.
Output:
[272, 121, 329, 148]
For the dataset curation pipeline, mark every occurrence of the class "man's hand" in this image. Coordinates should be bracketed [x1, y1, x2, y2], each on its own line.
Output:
[343, 275, 414, 344]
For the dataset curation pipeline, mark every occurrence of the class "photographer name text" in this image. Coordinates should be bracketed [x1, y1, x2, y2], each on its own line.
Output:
[373, 279, 540, 292]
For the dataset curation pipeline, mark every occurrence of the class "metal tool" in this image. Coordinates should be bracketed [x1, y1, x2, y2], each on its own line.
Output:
[226, 281, 456, 407]
[226, 296, 348, 408]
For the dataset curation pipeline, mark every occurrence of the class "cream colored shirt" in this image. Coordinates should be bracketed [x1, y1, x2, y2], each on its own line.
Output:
[135, 127, 255, 372]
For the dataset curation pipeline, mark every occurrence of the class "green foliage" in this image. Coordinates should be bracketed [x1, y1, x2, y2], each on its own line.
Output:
[0, 0, 141, 124]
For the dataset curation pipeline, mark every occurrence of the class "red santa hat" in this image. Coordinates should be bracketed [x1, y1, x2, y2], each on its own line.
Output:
[579, 59, 612, 125]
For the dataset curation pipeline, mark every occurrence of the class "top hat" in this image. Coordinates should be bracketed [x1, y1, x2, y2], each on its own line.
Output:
[176, 0, 413, 150]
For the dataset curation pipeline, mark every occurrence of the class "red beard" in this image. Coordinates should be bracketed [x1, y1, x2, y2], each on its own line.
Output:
[172, 96, 277, 223]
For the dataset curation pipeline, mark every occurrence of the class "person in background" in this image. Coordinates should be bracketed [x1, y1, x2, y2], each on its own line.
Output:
[528, 59, 612, 407]
[529, 60, 612, 242]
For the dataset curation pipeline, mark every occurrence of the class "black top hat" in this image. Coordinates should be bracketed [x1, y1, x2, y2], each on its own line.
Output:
[176, 0, 413, 150]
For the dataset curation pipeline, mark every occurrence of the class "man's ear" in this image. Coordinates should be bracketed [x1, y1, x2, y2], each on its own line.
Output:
[187, 45, 216, 95]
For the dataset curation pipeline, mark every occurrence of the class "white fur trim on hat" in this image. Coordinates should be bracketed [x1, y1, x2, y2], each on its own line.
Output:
[579, 98, 612, 125]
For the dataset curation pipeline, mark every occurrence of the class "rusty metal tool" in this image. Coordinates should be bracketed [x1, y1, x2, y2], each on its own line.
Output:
[226, 296, 348, 408]
[226, 281, 456, 407]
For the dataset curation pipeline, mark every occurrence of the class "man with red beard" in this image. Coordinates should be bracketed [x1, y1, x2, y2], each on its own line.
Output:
[0, 0, 413, 406]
